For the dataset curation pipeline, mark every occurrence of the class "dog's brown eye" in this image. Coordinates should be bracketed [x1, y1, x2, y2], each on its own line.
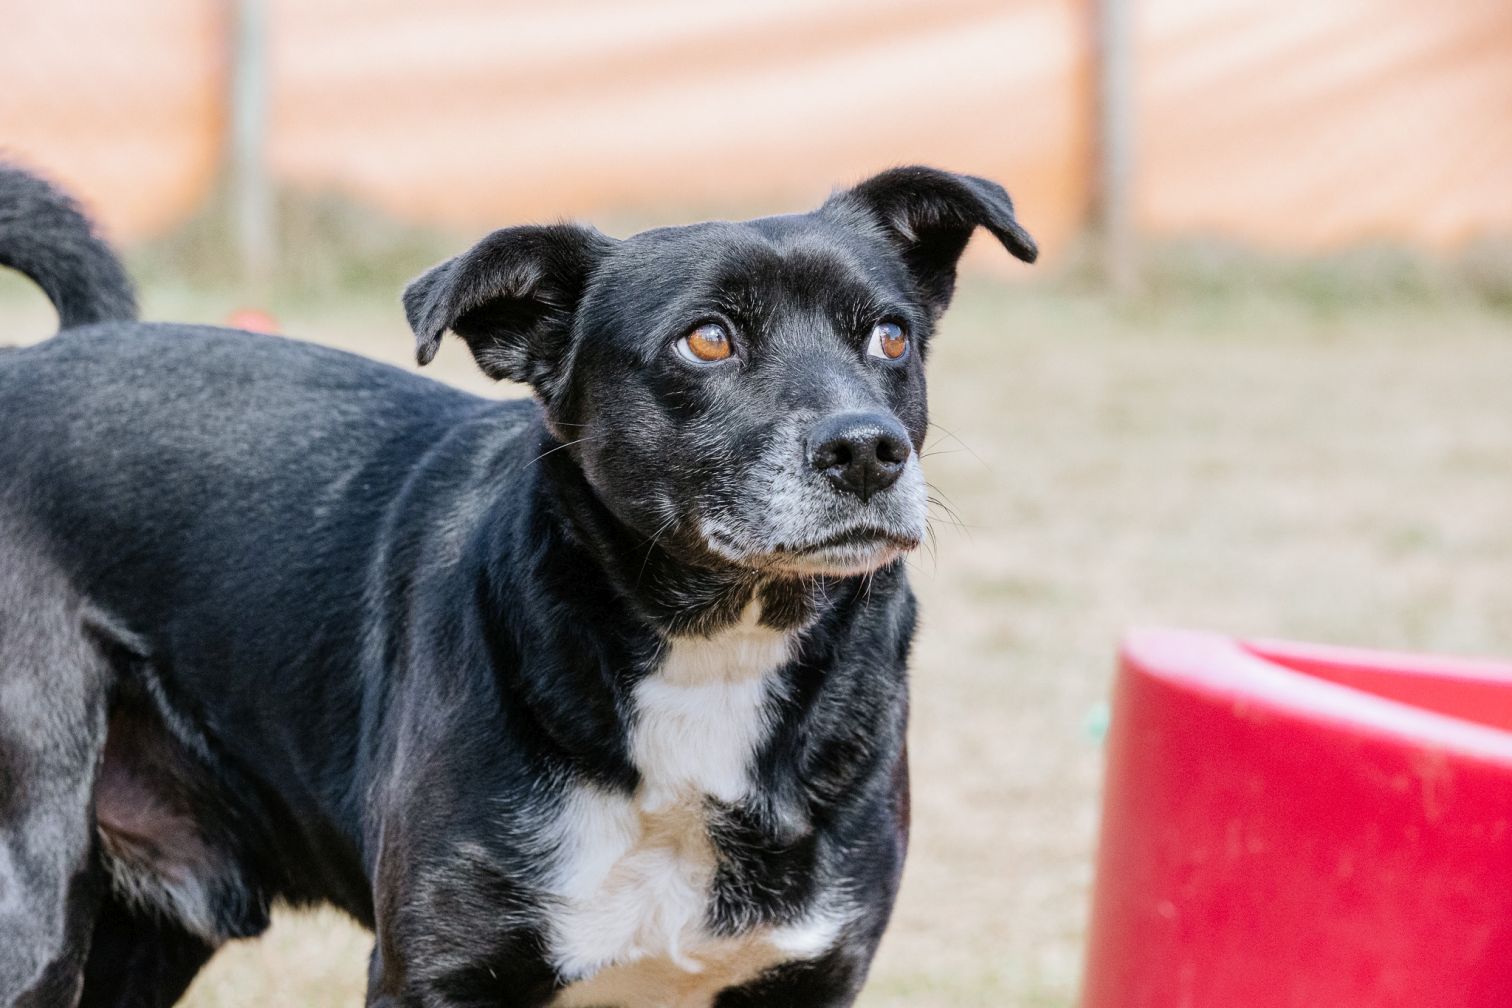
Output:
[867, 321, 909, 362]
[677, 323, 733, 364]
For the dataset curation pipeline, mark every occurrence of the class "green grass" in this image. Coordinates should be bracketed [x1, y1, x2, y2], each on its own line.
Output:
[4, 235, 1510, 1006]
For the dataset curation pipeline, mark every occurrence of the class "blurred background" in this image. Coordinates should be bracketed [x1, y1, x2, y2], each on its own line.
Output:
[3, 1, 1510, 1005]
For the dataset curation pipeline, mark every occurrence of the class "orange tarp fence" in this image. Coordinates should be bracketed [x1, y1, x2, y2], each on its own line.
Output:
[3, 0, 1509, 255]
[1139, 0, 1512, 249]
[2, 2, 226, 239]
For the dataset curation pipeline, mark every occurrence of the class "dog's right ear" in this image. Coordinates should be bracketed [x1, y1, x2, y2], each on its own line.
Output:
[824, 166, 1037, 319]
[403, 224, 614, 398]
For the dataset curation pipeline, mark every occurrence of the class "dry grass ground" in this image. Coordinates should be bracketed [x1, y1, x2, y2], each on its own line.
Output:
[3, 260, 1509, 1007]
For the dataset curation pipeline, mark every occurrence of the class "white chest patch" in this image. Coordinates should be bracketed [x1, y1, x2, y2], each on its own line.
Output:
[545, 605, 843, 1006]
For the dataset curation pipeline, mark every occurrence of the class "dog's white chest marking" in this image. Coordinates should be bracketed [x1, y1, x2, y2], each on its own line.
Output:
[547, 606, 841, 1005]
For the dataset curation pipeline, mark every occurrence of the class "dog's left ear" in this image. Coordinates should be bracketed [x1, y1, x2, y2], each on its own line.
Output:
[825, 166, 1038, 317]
[403, 224, 614, 397]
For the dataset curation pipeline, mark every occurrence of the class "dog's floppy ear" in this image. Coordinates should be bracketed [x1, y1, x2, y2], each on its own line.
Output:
[403, 224, 614, 396]
[826, 166, 1037, 317]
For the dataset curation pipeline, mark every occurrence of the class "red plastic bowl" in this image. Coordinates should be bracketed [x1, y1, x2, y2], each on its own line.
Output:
[1082, 628, 1512, 1008]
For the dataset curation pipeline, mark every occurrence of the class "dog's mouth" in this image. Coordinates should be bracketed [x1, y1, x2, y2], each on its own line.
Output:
[703, 524, 921, 578]
[774, 526, 920, 576]
[787, 526, 918, 555]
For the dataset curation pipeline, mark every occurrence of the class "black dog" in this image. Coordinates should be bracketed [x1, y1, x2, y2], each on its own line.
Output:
[0, 163, 1035, 1007]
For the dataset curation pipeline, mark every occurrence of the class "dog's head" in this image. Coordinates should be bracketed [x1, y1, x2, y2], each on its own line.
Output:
[404, 167, 1035, 579]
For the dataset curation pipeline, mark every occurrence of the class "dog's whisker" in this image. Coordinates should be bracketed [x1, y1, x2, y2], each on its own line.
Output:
[925, 500, 969, 532]
[927, 420, 991, 470]
[925, 483, 977, 537]
[635, 515, 680, 590]
[525, 435, 600, 468]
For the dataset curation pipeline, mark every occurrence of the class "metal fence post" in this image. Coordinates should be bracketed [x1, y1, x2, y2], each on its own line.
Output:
[1094, 0, 1136, 293]
[228, 0, 273, 289]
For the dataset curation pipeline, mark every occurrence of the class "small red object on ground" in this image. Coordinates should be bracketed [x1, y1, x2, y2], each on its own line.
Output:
[226, 308, 279, 334]
[1082, 628, 1512, 1008]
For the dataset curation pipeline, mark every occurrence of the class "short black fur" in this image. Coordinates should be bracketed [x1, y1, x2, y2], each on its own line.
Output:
[0, 163, 1033, 1006]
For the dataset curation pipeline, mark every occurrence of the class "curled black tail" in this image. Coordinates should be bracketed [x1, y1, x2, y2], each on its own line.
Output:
[0, 164, 137, 329]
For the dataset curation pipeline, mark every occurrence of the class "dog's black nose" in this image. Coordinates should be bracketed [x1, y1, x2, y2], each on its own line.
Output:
[806, 412, 912, 502]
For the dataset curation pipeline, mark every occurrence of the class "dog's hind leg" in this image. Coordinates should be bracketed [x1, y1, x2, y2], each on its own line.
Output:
[0, 550, 112, 1007]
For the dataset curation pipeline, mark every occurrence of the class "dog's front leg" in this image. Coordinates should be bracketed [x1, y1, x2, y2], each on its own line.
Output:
[364, 934, 560, 1008]
[365, 836, 561, 1008]
[712, 948, 872, 1008]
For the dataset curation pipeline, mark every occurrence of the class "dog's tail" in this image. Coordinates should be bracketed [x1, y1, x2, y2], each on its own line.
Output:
[0, 163, 138, 330]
